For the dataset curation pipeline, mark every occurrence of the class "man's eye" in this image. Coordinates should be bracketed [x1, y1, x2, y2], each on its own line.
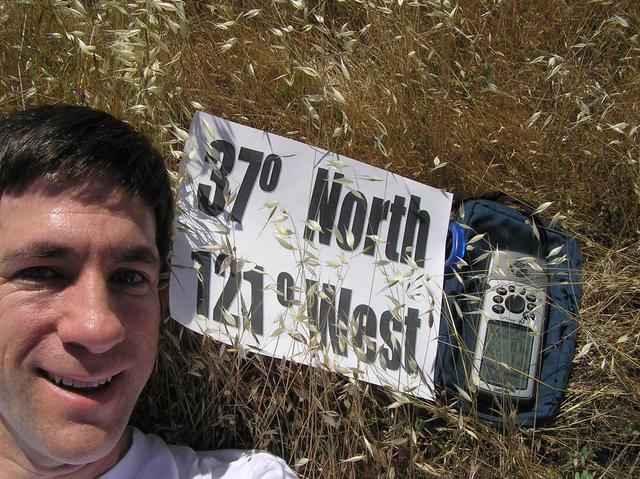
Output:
[111, 270, 146, 285]
[17, 267, 58, 280]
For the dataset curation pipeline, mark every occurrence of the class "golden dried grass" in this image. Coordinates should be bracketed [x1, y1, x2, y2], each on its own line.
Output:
[1, 0, 639, 477]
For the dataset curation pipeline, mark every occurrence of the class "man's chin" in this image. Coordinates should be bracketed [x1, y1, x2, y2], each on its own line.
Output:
[61, 425, 131, 465]
[16, 372, 138, 469]
[16, 422, 132, 474]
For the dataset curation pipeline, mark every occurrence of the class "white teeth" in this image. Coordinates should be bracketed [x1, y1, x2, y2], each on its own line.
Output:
[46, 372, 113, 389]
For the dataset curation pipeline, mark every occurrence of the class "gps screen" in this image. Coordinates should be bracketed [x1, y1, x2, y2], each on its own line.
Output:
[479, 321, 534, 390]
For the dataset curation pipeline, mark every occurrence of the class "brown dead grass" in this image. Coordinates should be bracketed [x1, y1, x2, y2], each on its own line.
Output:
[1, 0, 639, 477]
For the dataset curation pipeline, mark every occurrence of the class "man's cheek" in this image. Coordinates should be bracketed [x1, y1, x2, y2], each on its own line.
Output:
[124, 309, 160, 357]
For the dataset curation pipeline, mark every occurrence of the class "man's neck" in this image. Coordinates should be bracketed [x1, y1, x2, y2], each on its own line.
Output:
[0, 428, 131, 479]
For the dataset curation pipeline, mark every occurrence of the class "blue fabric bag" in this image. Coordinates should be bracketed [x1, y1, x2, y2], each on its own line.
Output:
[435, 194, 582, 427]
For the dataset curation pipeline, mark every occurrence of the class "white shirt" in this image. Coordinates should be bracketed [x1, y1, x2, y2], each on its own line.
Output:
[99, 428, 298, 479]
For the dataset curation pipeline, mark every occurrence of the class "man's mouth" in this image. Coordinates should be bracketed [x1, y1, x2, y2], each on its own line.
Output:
[39, 369, 115, 393]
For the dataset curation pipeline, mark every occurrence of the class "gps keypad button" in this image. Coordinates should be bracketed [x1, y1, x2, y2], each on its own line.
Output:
[492, 304, 505, 314]
[505, 294, 525, 314]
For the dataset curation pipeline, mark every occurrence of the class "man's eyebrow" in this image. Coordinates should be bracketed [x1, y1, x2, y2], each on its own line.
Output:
[0, 243, 159, 265]
[119, 246, 160, 265]
[2, 243, 72, 263]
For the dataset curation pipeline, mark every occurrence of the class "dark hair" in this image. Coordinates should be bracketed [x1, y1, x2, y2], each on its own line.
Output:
[0, 105, 173, 273]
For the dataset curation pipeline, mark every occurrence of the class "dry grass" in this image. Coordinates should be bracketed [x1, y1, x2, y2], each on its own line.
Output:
[1, 0, 639, 477]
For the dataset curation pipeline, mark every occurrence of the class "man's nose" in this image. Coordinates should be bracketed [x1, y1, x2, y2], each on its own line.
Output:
[57, 272, 125, 354]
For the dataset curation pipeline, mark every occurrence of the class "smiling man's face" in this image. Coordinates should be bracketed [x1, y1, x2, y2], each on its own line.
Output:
[0, 180, 160, 474]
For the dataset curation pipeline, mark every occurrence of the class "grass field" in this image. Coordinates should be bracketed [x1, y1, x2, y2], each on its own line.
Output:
[1, 0, 639, 477]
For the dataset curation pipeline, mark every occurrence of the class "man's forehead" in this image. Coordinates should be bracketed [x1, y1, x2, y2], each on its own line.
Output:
[0, 178, 157, 243]
[1, 178, 152, 214]
[12, 177, 130, 200]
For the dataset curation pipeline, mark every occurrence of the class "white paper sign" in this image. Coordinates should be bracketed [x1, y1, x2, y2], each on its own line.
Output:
[170, 111, 453, 399]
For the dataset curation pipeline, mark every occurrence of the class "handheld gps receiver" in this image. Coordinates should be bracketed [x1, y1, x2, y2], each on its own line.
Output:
[469, 250, 548, 401]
